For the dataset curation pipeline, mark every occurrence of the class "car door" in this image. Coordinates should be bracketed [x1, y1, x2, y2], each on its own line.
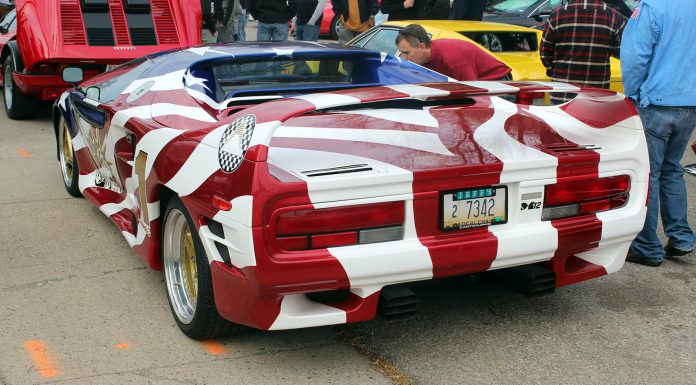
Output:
[70, 90, 128, 195]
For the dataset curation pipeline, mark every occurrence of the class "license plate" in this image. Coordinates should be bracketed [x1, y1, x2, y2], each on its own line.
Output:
[105, 64, 119, 72]
[441, 186, 507, 231]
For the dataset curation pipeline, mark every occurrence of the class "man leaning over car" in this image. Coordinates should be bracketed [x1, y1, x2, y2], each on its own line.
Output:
[395, 24, 511, 81]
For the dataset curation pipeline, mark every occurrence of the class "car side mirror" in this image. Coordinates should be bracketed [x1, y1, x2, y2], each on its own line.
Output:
[62, 67, 84, 85]
[85, 86, 100, 101]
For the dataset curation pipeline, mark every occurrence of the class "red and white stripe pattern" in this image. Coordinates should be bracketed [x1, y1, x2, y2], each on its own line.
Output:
[61, 79, 648, 330]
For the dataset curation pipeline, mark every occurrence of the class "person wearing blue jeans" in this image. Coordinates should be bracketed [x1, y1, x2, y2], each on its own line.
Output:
[621, 0, 696, 267]
[248, 0, 294, 41]
[257, 22, 290, 40]
[237, 2, 248, 41]
[295, 0, 326, 41]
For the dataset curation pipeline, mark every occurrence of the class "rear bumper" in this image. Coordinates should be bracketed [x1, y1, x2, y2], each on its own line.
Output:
[12, 73, 70, 100]
[12, 71, 99, 100]
[202, 179, 648, 330]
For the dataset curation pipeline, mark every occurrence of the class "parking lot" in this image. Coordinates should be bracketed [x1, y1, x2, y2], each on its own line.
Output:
[1, 96, 696, 385]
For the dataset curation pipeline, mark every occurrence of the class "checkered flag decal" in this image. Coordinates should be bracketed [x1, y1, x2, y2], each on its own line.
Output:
[218, 115, 256, 173]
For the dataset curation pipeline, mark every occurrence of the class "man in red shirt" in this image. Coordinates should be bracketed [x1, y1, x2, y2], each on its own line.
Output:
[395, 24, 511, 81]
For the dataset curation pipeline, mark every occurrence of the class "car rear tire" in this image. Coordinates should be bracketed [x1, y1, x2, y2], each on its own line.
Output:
[58, 116, 82, 197]
[3, 56, 37, 120]
[330, 16, 340, 40]
[162, 196, 243, 340]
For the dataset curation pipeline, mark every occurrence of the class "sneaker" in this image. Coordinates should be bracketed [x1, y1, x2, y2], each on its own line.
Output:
[626, 249, 662, 267]
[664, 244, 693, 257]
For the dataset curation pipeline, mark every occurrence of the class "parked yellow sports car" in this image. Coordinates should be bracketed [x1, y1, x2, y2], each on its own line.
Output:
[349, 20, 623, 92]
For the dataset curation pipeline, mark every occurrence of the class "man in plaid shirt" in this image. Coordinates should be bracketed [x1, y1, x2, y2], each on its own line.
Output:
[540, 0, 625, 103]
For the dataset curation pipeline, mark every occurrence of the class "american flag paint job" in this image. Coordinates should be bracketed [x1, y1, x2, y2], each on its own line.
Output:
[54, 42, 649, 331]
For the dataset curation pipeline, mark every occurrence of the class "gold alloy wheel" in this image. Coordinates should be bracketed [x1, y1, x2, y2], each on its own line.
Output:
[182, 229, 198, 304]
[59, 119, 74, 186]
[163, 209, 198, 324]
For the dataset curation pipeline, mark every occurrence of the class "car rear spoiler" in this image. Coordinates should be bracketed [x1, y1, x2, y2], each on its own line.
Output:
[225, 81, 627, 163]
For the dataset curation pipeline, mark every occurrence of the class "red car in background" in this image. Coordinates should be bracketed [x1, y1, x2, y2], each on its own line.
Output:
[0, 0, 201, 119]
[319, 2, 340, 40]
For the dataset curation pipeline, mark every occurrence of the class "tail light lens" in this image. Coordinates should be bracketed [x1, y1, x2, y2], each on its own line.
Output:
[517, 91, 547, 106]
[275, 201, 405, 251]
[542, 175, 630, 220]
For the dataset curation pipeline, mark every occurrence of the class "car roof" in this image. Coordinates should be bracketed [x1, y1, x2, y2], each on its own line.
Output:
[382, 20, 541, 34]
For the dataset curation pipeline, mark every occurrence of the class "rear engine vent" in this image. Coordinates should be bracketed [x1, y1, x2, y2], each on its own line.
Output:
[300, 164, 373, 177]
[86, 27, 116, 46]
[60, 0, 87, 45]
[79, 0, 116, 46]
[151, 0, 180, 44]
[108, 0, 131, 45]
[129, 27, 157, 45]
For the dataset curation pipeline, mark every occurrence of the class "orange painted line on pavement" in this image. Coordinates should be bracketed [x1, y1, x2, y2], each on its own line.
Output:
[115, 342, 130, 350]
[23, 340, 61, 379]
[16, 148, 32, 158]
[201, 340, 226, 356]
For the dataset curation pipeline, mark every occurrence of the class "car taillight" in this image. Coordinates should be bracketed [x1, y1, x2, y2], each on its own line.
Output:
[542, 175, 630, 220]
[517, 91, 547, 106]
[275, 201, 405, 250]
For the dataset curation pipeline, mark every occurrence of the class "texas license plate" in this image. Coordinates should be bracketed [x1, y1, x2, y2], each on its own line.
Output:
[441, 186, 507, 231]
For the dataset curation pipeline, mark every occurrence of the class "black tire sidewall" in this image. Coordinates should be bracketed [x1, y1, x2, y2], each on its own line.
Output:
[3, 55, 37, 120]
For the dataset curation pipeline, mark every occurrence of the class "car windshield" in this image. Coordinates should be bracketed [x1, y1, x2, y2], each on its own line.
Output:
[82, 58, 154, 103]
[211, 58, 355, 99]
[486, 0, 539, 13]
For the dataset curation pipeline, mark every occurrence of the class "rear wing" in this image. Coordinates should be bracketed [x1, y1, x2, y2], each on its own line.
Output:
[214, 81, 635, 170]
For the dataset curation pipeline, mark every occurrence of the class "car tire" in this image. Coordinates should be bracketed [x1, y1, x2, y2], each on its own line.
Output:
[330, 15, 340, 41]
[3, 55, 37, 120]
[162, 196, 243, 340]
[58, 116, 82, 197]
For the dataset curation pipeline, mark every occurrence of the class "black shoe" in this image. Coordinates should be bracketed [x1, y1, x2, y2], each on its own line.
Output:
[626, 249, 662, 267]
[664, 244, 693, 257]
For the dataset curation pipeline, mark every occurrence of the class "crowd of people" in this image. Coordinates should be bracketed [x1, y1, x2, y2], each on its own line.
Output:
[198, 0, 696, 268]
[199, 0, 490, 43]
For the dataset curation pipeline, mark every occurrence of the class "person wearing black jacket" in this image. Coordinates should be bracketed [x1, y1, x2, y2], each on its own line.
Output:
[381, 0, 449, 20]
[449, 0, 486, 21]
[380, 0, 420, 21]
[200, 0, 219, 43]
[295, 0, 326, 41]
[331, 0, 378, 44]
[248, 0, 295, 41]
[217, 0, 242, 42]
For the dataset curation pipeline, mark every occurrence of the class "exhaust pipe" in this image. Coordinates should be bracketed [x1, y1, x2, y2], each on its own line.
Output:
[378, 286, 418, 321]
[488, 264, 556, 296]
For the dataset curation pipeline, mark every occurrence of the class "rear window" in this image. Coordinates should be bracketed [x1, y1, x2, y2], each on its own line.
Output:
[458, 31, 539, 52]
[211, 58, 356, 99]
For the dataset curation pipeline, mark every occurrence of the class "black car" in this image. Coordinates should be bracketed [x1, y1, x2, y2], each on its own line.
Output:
[483, 0, 638, 29]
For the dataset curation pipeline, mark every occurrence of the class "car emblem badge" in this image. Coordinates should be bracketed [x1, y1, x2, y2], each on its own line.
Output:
[218, 115, 255, 173]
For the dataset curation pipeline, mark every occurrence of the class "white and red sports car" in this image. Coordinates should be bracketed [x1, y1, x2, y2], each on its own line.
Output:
[54, 42, 649, 339]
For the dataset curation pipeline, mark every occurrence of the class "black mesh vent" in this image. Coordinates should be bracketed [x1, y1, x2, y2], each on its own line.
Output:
[86, 27, 115, 46]
[129, 27, 157, 45]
